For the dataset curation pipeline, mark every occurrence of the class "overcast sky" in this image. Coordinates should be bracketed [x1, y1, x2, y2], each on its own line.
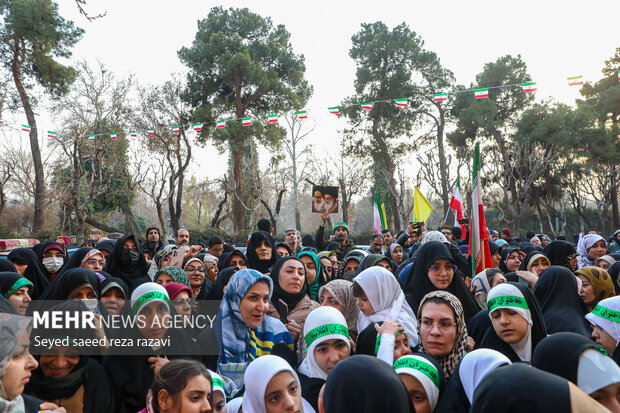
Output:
[7, 0, 620, 183]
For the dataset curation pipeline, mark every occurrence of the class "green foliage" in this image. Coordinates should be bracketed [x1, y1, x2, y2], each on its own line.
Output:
[0, 0, 84, 96]
[189, 227, 232, 245]
[178, 6, 312, 150]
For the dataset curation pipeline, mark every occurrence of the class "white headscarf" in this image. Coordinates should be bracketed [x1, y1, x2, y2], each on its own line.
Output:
[242, 355, 314, 413]
[459, 349, 511, 403]
[130, 282, 170, 316]
[393, 354, 442, 411]
[577, 234, 605, 268]
[298, 307, 350, 380]
[353, 267, 419, 347]
[487, 283, 533, 361]
[208, 370, 226, 408]
[225, 397, 243, 413]
[586, 296, 620, 343]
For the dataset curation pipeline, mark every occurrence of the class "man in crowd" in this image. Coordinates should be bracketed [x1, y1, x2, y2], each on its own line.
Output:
[141, 226, 165, 257]
[207, 236, 225, 258]
[501, 227, 519, 246]
[315, 212, 354, 255]
[382, 229, 393, 250]
[369, 233, 384, 254]
[176, 228, 190, 246]
[284, 227, 300, 254]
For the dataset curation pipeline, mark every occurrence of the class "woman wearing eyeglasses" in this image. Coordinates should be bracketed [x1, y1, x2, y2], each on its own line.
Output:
[405, 242, 480, 323]
[163, 282, 194, 329]
[183, 257, 207, 300]
[417, 291, 470, 381]
[55, 247, 106, 278]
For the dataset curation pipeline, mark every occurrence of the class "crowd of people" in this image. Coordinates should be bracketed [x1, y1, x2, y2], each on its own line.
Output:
[2, 216, 620, 412]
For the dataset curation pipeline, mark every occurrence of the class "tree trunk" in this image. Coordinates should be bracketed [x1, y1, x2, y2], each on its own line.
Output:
[611, 173, 619, 229]
[168, 176, 179, 236]
[232, 138, 245, 233]
[436, 107, 450, 213]
[85, 217, 122, 234]
[155, 200, 167, 242]
[11, 45, 45, 232]
[121, 199, 138, 236]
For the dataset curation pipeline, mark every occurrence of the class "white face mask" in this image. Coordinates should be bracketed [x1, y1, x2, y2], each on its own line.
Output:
[42, 256, 64, 273]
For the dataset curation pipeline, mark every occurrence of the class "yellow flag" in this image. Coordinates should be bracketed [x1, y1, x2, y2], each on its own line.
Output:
[413, 187, 434, 223]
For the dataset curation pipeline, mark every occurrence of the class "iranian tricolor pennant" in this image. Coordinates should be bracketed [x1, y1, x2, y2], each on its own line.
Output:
[267, 114, 279, 123]
[171, 125, 180, 133]
[0, 119, 4, 124]
[129, 131, 137, 137]
[216, 120, 226, 129]
[618, 71, 620, 81]
[328, 107, 340, 114]
[474, 88, 489, 99]
[242, 117, 252, 126]
[110, 133, 118, 140]
[147, 129, 155, 135]
[21, 124, 31, 132]
[296, 110, 308, 119]
[434, 93, 448, 102]
[193, 123, 203, 131]
[88, 134, 96, 141]
[47, 131, 57, 138]
[568, 75, 583, 86]
[394, 98, 408, 107]
[361, 102, 373, 110]
[522, 82, 537, 92]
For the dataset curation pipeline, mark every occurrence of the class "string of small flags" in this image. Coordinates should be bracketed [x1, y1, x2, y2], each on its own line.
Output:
[1, 72, 617, 141]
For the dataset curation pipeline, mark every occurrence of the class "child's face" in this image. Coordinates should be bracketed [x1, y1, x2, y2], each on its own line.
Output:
[356, 291, 375, 316]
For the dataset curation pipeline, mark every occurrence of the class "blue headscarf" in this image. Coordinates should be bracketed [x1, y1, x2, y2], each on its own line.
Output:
[215, 269, 293, 397]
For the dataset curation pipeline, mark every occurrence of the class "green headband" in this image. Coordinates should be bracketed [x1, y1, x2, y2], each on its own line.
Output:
[5, 278, 33, 298]
[394, 357, 441, 388]
[132, 291, 171, 316]
[374, 331, 402, 355]
[305, 323, 349, 348]
[592, 304, 620, 324]
[487, 295, 528, 312]
[212, 377, 225, 393]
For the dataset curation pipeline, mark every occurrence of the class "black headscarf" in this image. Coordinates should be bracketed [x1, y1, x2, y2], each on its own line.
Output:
[7, 248, 50, 299]
[101, 276, 129, 299]
[206, 267, 238, 300]
[543, 240, 577, 270]
[0, 272, 32, 301]
[269, 256, 308, 322]
[337, 255, 363, 280]
[323, 355, 415, 413]
[39, 268, 103, 301]
[356, 254, 395, 275]
[301, 233, 315, 248]
[607, 261, 620, 295]
[478, 282, 547, 362]
[103, 235, 149, 294]
[26, 300, 118, 412]
[466, 309, 491, 348]
[57, 246, 104, 277]
[405, 242, 480, 321]
[0, 259, 17, 272]
[274, 242, 294, 257]
[532, 332, 608, 384]
[246, 231, 277, 274]
[518, 250, 549, 271]
[471, 363, 572, 412]
[96, 240, 116, 256]
[498, 247, 521, 273]
[217, 250, 246, 272]
[532, 266, 592, 337]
